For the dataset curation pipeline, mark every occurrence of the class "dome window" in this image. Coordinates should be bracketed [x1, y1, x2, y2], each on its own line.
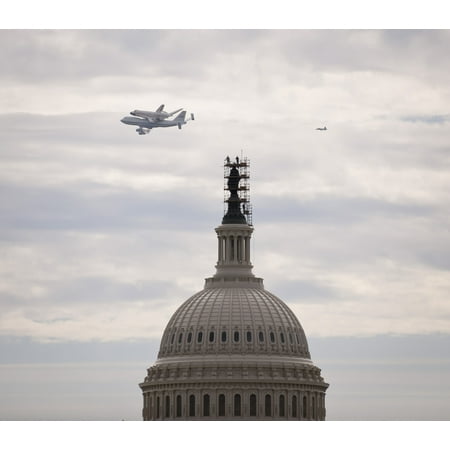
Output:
[279, 394, 285, 417]
[289, 333, 293, 344]
[218, 394, 226, 416]
[270, 331, 275, 343]
[189, 395, 196, 417]
[233, 331, 240, 342]
[187, 332, 192, 343]
[221, 331, 227, 342]
[258, 331, 264, 342]
[165, 395, 170, 418]
[197, 331, 203, 343]
[234, 394, 241, 416]
[292, 395, 298, 418]
[176, 395, 182, 417]
[171, 333, 175, 344]
[246, 331, 252, 342]
[265, 394, 272, 417]
[302, 396, 307, 418]
[203, 394, 210, 417]
[250, 394, 257, 416]
[209, 331, 215, 343]
[178, 333, 183, 344]
[280, 332, 285, 343]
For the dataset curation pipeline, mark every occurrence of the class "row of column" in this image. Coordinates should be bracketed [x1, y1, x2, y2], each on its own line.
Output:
[143, 389, 325, 420]
[217, 235, 251, 264]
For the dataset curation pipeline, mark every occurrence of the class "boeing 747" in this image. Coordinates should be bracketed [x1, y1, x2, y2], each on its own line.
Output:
[121, 110, 194, 135]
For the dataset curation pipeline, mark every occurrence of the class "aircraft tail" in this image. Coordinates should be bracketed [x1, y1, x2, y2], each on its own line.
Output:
[168, 108, 183, 117]
[174, 110, 187, 122]
[156, 104, 165, 112]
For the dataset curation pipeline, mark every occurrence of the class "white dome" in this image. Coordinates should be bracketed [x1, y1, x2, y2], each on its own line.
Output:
[158, 287, 311, 359]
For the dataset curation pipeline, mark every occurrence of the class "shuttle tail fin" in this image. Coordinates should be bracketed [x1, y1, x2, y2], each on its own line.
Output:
[168, 108, 183, 117]
[174, 111, 187, 122]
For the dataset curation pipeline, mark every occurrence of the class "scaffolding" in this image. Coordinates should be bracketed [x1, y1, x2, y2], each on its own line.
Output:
[223, 155, 252, 226]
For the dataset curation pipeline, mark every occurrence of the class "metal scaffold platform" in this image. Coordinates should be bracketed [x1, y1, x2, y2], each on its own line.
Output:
[223, 155, 252, 226]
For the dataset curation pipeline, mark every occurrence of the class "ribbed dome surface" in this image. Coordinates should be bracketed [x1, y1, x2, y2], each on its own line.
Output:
[158, 287, 311, 359]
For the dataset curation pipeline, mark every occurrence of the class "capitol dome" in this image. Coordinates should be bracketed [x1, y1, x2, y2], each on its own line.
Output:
[158, 287, 311, 359]
[140, 157, 328, 420]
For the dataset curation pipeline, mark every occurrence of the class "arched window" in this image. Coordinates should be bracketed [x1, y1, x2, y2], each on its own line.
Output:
[176, 395, 182, 417]
[270, 331, 275, 343]
[246, 331, 252, 342]
[265, 394, 272, 417]
[189, 394, 196, 417]
[292, 395, 298, 418]
[218, 394, 226, 417]
[156, 396, 160, 419]
[250, 394, 257, 416]
[234, 394, 241, 416]
[280, 332, 285, 343]
[279, 394, 285, 417]
[197, 331, 203, 343]
[165, 395, 170, 418]
[203, 394, 210, 417]
[178, 333, 183, 344]
[187, 332, 192, 343]
[234, 331, 240, 342]
[221, 331, 227, 343]
[258, 331, 264, 342]
[209, 331, 215, 343]
[302, 396, 307, 419]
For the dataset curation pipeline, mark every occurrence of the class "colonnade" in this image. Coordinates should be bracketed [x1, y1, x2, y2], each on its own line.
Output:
[143, 389, 326, 421]
[217, 234, 251, 264]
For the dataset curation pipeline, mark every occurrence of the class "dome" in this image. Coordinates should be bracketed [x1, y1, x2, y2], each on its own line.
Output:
[139, 156, 328, 421]
[158, 287, 311, 359]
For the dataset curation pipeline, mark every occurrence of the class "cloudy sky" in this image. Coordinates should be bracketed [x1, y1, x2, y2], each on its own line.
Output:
[1, 29, 450, 423]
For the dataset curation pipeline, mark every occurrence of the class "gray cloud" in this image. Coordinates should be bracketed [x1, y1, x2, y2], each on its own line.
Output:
[401, 114, 450, 124]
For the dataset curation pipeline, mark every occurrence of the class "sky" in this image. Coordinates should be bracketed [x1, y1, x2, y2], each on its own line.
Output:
[1, 28, 450, 426]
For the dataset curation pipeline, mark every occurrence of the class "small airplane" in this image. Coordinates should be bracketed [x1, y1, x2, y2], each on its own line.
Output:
[130, 105, 183, 122]
[316, 126, 327, 131]
[121, 110, 194, 135]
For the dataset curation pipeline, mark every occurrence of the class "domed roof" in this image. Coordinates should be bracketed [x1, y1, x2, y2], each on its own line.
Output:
[157, 286, 311, 359]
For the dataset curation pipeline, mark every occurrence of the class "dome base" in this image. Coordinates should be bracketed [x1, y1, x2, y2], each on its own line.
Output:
[140, 357, 328, 421]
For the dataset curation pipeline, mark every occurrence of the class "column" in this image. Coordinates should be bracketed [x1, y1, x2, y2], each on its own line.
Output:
[218, 236, 223, 263]
[226, 235, 231, 263]
[245, 236, 250, 263]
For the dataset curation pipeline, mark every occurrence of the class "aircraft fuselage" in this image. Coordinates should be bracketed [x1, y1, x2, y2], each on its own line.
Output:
[121, 116, 181, 128]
